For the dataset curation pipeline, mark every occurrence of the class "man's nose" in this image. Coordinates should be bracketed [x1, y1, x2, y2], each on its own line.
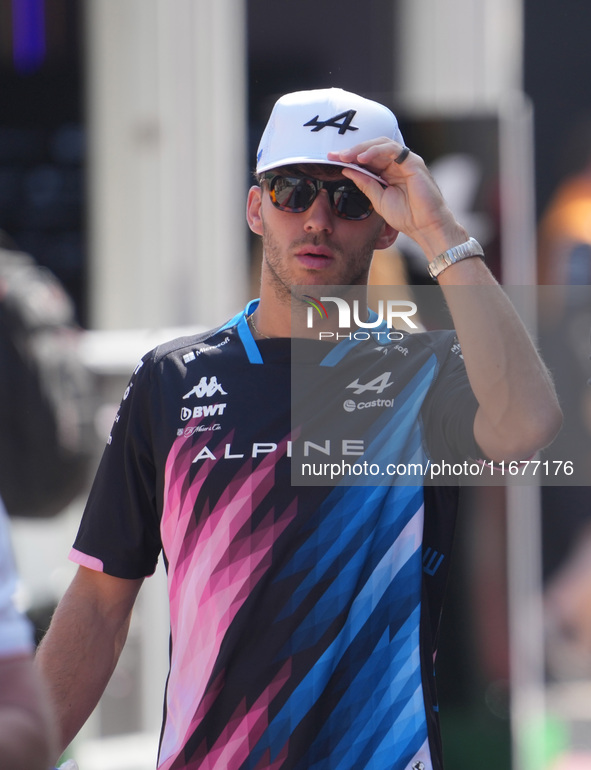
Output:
[303, 189, 334, 232]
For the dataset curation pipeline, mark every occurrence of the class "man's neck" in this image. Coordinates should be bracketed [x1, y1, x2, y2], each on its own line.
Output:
[251, 285, 371, 340]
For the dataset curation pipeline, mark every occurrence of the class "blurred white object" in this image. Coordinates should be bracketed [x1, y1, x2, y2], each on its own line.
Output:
[75, 732, 160, 770]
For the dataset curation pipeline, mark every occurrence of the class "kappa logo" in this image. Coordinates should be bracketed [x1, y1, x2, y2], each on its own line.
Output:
[304, 109, 359, 135]
[346, 372, 393, 396]
[183, 376, 227, 400]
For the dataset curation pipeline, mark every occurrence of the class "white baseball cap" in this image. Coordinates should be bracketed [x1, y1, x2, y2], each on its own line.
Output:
[256, 87, 404, 183]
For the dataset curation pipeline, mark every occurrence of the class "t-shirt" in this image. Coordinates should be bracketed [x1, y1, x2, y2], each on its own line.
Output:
[71, 300, 480, 770]
[0, 500, 33, 658]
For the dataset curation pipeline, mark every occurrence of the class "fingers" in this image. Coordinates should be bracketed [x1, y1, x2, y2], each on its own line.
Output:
[336, 141, 459, 248]
[339, 167, 386, 209]
[328, 138, 416, 178]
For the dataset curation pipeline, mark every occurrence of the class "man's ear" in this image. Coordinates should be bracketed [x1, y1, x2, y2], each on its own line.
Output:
[374, 222, 399, 251]
[246, 186, 263, 235]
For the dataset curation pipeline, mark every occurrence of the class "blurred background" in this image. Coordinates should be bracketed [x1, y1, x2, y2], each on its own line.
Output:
[2, 0, 591, 768]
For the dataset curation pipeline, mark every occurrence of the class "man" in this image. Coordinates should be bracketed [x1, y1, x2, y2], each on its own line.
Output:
[0, 498, 56, 770]
[37, 88, 561, 770]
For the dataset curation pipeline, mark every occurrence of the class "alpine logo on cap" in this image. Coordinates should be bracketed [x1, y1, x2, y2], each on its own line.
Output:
[304, 109, 359, 135]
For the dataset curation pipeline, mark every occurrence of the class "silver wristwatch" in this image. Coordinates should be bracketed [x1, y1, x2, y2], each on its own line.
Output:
[427, 237, 484, 280]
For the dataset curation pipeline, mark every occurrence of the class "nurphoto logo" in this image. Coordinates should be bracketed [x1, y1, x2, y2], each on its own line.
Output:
[303, 294, 418, 342]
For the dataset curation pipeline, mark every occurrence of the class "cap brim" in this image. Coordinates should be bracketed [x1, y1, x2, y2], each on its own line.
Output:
[256, 157, 385, 184]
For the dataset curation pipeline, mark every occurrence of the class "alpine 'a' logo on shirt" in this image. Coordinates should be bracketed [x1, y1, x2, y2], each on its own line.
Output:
[346, 372, 393, 395]
[183, 376, 227, 400]
[304, 109, 359, 135]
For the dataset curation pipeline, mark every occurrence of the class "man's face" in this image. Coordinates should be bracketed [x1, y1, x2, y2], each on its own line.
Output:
[247, 166, 398, 304]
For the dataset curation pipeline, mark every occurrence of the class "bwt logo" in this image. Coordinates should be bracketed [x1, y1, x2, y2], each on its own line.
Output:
[304, 295, 418, 340]
[181, 403, 227, 421]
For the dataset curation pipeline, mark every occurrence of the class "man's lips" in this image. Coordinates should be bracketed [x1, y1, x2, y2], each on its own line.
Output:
[294, 246, 335, 269]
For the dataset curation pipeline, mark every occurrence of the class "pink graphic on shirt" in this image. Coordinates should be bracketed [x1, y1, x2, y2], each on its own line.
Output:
[158, 425, 296, 769]
[179, 662, 291, 770]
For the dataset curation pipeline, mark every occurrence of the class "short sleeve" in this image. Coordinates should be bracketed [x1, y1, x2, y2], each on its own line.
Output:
[71, 353, 162, 579]
[421, 334, 482, 463]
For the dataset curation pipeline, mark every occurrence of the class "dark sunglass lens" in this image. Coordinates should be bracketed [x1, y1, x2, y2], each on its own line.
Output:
[268, 176, 371, 219]
[271, 177, 316, 212]
[333, 185, 372, 220]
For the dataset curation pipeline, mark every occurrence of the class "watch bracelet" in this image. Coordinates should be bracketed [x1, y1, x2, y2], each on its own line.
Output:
[427, 237, 484, 279]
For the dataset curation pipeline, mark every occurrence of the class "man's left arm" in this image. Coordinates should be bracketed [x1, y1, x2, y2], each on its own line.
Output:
[435, 256, 561, 461]
[330, 140, 563, 461]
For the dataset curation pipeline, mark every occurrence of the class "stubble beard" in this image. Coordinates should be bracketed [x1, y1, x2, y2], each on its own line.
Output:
[260, 222, 378, 311]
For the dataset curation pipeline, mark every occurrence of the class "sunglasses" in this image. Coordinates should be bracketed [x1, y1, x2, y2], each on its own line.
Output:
[262, 172, 374, 221]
